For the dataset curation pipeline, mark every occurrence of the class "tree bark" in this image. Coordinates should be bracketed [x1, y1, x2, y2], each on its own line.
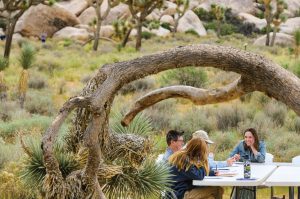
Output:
[4, 18, 17, 58]
[93, 1, 102, 51]
[122, 78, 250, 126]
[270, 28, 277, 47]
[135, 19, 142, 51]
[43, 44, 300, 198]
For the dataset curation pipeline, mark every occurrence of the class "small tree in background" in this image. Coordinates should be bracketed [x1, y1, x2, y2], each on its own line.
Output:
[87, 0, 119, 51]
[173, 0, 189, 33]
[0, 0, 56, 60]
[211, 4, 225, 38]
[270, 0, 287, 46]
[294, 29, 300, 58]
[0, 56, 8, 101]
[122, 0, 164, 51]
[112, 18, 134, 49]
[18, 43, 36, 108]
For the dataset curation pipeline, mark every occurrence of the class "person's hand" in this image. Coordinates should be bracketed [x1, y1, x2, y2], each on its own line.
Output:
[214, 170, 220, 176]
[226, 157, 236, 166]
[233, 154, 240, 161]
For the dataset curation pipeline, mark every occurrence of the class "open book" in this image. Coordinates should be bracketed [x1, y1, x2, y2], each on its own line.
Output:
[217, 170, 238, 177]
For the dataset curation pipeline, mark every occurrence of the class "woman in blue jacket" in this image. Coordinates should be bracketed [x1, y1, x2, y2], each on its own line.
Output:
[229, 128, 266, 163]
[229, 128, 266, 199]
[169, 137, 223, 199]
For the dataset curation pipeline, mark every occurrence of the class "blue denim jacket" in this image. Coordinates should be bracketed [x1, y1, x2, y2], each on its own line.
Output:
[229, 140, 266, 163]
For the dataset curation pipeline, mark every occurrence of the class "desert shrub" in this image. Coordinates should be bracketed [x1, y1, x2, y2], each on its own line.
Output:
[264, 101, 287, 127]
[143, 100, 175, 131]
[141, 31, 155, 40]
[251, 92, 271, 107]
[28, 74, 47, 89]
[0, 115, 52, 139]
[0, 142, 22, 168]
[160, 67, 207, 88]
[215, 104, 246, 131]
[147, 20, 160, 30]
[119, 77, 155, 95]
[170, 107, 217, 138]
[193, 7, 214, 21]
[238, 22, 259, 36]
[0, 162, 37, 199]
[204, 21, 237, 36]
[24, 90, 55, 115]
[161, 22, 172, 31]
[210, 131, 240, 160]
[37, 57, 61, 77]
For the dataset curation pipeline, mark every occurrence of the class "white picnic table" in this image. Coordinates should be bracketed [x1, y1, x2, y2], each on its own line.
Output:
[265, 166, 300, 199]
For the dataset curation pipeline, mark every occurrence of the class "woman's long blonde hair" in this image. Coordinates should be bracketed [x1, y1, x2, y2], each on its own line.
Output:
[169, 137, 209, 175]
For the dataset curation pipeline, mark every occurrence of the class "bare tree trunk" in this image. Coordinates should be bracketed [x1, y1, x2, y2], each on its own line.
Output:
[136, 19, 142, 51]
[217, 19, 221, 38]
[270, 27, 278, 47]
[93, 1, 102, 51]
[4, 18, 17, 59]
[121, 28, 132, 48]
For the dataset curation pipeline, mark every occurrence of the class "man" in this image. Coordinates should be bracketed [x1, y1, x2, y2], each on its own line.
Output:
[162, 130, 185, 163]
[193, 130, 236, 168]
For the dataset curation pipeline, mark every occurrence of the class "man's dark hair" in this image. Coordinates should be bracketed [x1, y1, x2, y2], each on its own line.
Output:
[166, 130, 184, 146]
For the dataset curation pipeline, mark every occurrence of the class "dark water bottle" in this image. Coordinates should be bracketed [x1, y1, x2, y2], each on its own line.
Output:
[243, 155, 251, 179]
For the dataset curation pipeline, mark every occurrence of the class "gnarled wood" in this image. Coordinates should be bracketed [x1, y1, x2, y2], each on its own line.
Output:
[121, 77, 250, 126]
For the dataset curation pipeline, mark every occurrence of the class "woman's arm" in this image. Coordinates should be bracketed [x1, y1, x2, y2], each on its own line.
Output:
[229, 141, 242, 158]
[254, 141, 266, 163]
[182, 165, 206, 180]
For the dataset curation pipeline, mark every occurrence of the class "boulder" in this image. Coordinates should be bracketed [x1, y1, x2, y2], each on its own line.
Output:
[253, 32, 294, 47]
[130, 27, 151, 37]
[56, 0, 88, 16]
[160, 15, 175, 26]
[162, 1, 177, 16]
[146, 9, 161, 21]
[100, 25, 114, 38]
[280, 17, 300, 35]
[285, 0, 300, 17]
[238, 13, 266, 30]
[78, 7, 95, 25]
[15, 4, 79, 38]
[198, 0, 255, 15]
[53, 27, 91, 42]
[151, 27, 171, 37]
[189, 0, 201, 10]
[177, 10, 207, 36]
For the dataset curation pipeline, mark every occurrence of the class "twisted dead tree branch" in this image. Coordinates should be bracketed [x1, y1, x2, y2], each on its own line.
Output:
[121, 77, 251, 126]
[42, 44, 300, 198]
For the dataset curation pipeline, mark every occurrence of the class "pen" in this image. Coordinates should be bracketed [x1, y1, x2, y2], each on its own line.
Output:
[216, 164, 217, 171]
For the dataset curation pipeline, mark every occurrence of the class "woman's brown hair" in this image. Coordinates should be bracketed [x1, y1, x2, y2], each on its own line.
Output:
[243, 128, 259, 151]
[169, 137, 209, 175]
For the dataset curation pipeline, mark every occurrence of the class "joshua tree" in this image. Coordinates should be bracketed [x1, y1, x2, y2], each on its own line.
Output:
[88, 0, 119, 51]
[0, 0, 55, 59]
[211, 4, 225, 38]
[270, 0, 287, 46]
[0, 56, 8, 100]
[122, 0, 164, 51]
[41, 44, 300, 198]
[18, 43, 36, 108]
[173, 0, 189, 33]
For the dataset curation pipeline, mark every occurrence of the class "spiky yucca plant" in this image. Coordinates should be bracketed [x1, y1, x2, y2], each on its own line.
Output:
[18, 43, 36, 108]
[103, 160, 173, 199]
[20, 138, 79, 192]
[110, 112, 153, 135]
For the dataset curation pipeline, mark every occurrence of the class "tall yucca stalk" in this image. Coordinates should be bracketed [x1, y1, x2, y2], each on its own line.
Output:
[18, 43, 36, 108]
[0, 56, 8, 101]
[294, 29, 300, 58]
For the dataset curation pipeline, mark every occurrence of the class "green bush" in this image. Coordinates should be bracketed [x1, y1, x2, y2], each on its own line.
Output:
[0, 115, 52, 139]
[193, 7, 214, 21]
[0, 142, 22, 169]
[141, 31, 155, 40]
[185, 29, 199, 36]
[161, 22, 172, 31]
[147, 20, 160, 30]
[28, 74, 47, 89]
[160, 67, 207, 88]
[204, 21, 237, 36]
[24, 90, 55, 115]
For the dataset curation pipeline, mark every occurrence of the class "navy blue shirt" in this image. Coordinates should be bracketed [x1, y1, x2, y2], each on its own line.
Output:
[169, 164, 214, 199]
